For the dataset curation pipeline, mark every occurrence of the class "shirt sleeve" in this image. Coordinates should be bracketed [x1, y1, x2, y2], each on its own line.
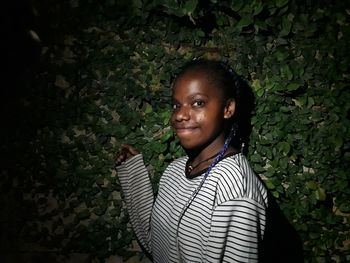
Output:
[115, 154, 154, 254]
[205, 198, 266, 263]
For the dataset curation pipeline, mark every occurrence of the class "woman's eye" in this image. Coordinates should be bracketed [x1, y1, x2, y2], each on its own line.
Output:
[193, 100, 205, 107]
[172, 103, 180, 110]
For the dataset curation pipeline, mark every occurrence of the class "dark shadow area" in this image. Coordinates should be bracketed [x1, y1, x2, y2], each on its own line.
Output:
[1, 0, 42, 146]
[2, 0, 41, 96]
[259, 191, 304, 262]
[1, 1, 42, 262]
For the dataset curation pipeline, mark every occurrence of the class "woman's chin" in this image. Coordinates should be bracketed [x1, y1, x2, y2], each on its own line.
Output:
[180, 141, 204, 153]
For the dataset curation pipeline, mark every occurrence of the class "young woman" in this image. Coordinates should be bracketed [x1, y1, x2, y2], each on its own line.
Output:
[115, 59, 303, 262]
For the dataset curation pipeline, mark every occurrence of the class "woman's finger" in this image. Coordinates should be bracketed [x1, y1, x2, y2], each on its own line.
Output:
[121, 144, 140, 156]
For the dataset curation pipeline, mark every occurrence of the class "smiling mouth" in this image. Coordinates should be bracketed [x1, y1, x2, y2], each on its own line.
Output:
[175, 127, 198, 135]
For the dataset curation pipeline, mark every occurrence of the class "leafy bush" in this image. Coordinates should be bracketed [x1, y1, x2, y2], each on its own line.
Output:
[2, 0, 349, 262]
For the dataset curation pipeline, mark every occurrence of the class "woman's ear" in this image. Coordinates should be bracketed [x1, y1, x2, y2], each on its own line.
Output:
[224, 99, 235, 119]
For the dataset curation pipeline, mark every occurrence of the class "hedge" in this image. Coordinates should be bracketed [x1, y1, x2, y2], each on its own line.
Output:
[1, 0, 349, 262]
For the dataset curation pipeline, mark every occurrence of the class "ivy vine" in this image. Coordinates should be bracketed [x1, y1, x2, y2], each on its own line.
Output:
[1, 0, 349, 262]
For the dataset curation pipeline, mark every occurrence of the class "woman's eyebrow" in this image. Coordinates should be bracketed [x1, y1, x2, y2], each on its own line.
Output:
[171, 98, 180, 104]
[172, 93, 209, 102]
[189, 93, 209, 99]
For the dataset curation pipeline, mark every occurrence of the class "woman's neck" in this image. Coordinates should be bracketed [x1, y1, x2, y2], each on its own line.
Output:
[185, 145, 237, 176]
[188, 134, 225, 159]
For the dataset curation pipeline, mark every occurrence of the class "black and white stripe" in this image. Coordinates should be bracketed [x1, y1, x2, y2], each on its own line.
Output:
[117, 153, 268, 263]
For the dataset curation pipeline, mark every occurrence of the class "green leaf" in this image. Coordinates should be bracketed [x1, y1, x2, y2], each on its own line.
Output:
[266, 167, 276, 177]
[230, 0, 244, 11]
[279, 15, 292, 37]
[278, 157, 288, 169]
[315, 188, 326, 201]
[333, 136, 343, 150]
[307, 97, 315, 108]
[160, 131, 172, 143]
[252, 0, 264, 16]
[280, 64, 293, 80]
[235, 16, 253, 31]
[184, 0, 198, 14]
[250, 153, 261, 163]
[254, 19, 268, 31]
[277, 141, 290, 156]
[275, 0, 289, 8]
[266, 180, 276, 190]
[251, 79, 262, 91]
[216, 15, 229, 26]
[145, 103, 153, 114]
[272, 191, 280, 198]
[196, 29, 205, 38]
[276, 51, 290, 62]
[256, 88, 264, 97]
[252, 79, 264, 97]
[306, 181, 318, 190]
[339, 203, 350, 213]
[114, 125, 129, 138]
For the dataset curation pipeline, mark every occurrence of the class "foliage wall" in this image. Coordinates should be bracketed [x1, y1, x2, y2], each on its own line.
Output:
[2, 0, 349, 262]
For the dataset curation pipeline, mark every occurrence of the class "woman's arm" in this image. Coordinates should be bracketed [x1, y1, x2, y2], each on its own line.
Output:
[116, 146, 154, 255]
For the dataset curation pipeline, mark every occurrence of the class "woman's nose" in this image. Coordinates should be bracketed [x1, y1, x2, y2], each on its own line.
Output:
[174, 106, 190, 121]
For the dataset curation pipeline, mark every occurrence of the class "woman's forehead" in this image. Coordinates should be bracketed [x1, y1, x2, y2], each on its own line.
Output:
[172, 73, 225, 99]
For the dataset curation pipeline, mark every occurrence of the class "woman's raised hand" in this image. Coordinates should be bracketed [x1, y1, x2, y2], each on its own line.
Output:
[115, 144, 140, 165]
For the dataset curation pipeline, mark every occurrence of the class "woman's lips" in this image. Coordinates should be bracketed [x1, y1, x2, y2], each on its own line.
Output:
[175, 127, 198, 135]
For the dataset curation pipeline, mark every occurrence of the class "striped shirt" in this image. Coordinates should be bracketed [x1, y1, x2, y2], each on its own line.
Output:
[117, 153, 268, 262]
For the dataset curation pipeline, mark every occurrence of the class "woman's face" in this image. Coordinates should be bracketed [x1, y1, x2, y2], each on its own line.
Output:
[171, 71, 235, 152]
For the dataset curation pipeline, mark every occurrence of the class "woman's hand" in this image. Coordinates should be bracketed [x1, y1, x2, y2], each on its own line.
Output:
[115, 144, 140, 165]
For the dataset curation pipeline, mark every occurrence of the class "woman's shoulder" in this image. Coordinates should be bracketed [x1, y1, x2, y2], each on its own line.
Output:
[162, 156, 188, 176]
[211, 153, 267, 202]
[213, 153, 248, 178]
[168, 156, 187, 168]
[211, 154, 245, 188]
